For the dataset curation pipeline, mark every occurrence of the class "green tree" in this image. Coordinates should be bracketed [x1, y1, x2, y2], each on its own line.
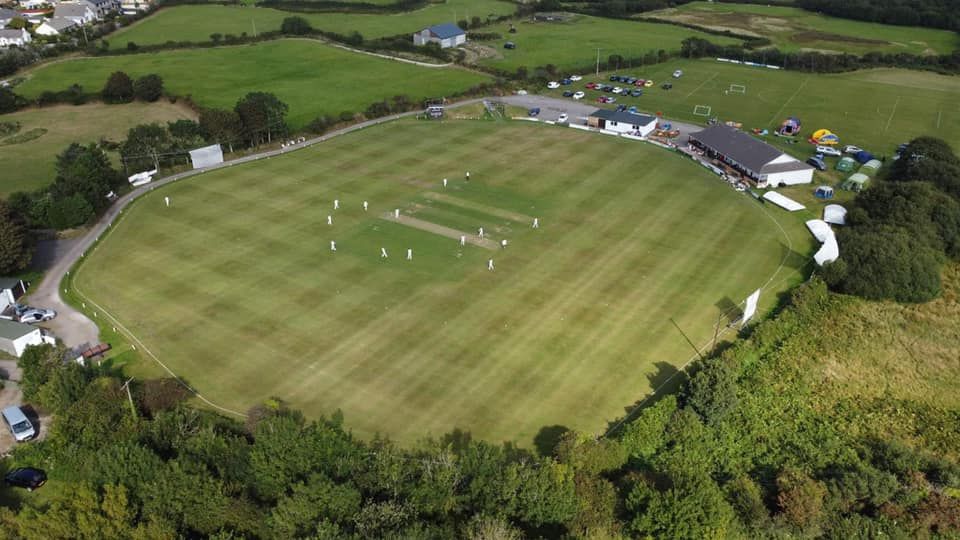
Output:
[280, 16, 312, 35]
[628, 477, 737, 539]
[198, 108, 242, 152]
[726, 475, 769, 527]
[0, 86, 23, 113]
[776, 468, 827, 529]
[46, 193, 94, 229]
[133, 73, 164, 102]
[17, 344, 59, 402]
[619, 394, 677, 462]
[101, 71, 134, 104]
[267, 474, 361, 538]
[120, 123, 170, 172]
[234, 92, 288, 146]
[52, 143, 122, 213]
[0, 198, 33, 274]
[683, 356, 740, 425]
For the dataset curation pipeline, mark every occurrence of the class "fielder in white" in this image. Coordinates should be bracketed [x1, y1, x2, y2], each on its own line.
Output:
[381, 247, 388, 258]
[394, 208, 400, 219]
[330, 241, 337, 252]
[334, 199, 340, 210]
[443, 178, 448, 188]
[327, 215, 333, 225]
[465, 171, 471, 181]
[164, 196, 170, 207]
[478, 227, 484, 239]
[363, 201, 369, 211]
[532, 218, 539, 229]
[460, 235, 466, 247]
[501, 239, 508, 249]
[406, 248, 413, 260]
[487, 258, 494, 271]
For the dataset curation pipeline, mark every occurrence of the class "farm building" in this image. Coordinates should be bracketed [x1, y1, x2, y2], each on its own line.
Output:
[587, 109, 658, 137]
[689, 125, 814, 187]
[0, 320, 56, 358]
[412, 23, 466, 49]
[0, 278, 26, 314]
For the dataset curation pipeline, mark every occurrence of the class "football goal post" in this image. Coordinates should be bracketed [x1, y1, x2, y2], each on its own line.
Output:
[693, 105, 712, 117]
[729, 84, 747, 94]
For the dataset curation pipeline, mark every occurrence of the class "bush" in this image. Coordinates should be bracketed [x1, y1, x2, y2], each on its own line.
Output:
[137, 378, 192, 416]
[45, 193, 94, 229]
[133, 74, 164, 102]
[280, 16, 312, 35]
[102, 71, 134, 103]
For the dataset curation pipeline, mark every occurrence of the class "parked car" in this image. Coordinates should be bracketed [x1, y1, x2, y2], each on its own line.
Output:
[561, 79, 572, 85]
[615, 105, 627, 112]
[807, 156, 827, 171]
[4, 468, 46, 491]
[504, 41, 516, 49]
[630, 89, 643, 97]
[2, 406, 35, 442]
[569, 74, 582, 81]
[816, 145, 842, 157]
[547, 81, 560, 89]
[585, 82, 597, 89]
[661, 83, 673, 90]
[606, 96, 617, 103]
[515, 89, 527, 95]
[628, 106, 638, 113]
[612, 86, 622, 94]
[843, 145, 863, 154]
[528, 107, 540, 116]
[19, 308, 56, 324]
[562, 91, 574, 97]
[596, 97, 608, 103]
[673, 69, 683, 78]
[644, 80, 654, 87]
[557, 113, 568, 123]
[609, 75, 619, 81]
[573, 91, 585, 100]
[634, 79, 646, 87]
[624, 77, 637, 85]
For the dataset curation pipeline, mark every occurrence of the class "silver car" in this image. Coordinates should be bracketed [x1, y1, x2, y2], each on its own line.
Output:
[19, 308, 56, 324]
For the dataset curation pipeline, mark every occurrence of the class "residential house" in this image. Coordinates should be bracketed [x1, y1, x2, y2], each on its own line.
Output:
[36, 16, 77, 35]
[53, 2, 95, 24]
[79, 0, 119, 18]
[0, 28, 31, 48]
[412, 23, 466, 49]
[0, 320, 56, 358]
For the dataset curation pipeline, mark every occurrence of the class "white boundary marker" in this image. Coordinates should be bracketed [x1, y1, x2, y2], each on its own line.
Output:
[884, 95, 901, 132]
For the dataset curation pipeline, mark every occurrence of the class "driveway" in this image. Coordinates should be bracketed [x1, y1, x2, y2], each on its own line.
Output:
[0, 360, 48, 456]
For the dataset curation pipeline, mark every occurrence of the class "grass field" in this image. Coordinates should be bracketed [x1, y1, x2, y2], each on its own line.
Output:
[72, 119, 811, 444]
[15, 40, 490, 128]
[474, 14, 743, 72]
[0, 102, 195, 197]
[110, 0, 515, 45]
[645, 2, 960, 56]
[543, 59, 960, 155]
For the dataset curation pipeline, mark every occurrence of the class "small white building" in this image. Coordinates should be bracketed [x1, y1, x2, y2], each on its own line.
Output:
[0, 279, 27, 315]
[36, 17, 78, 36]
[120, 0, 151, 14]
[689, 124, 814, 187]
[412, 22, 466, 49]
[0, 28, 31, 48]
[0, 320, 56, 358]
[587, 109, 658, 137]
[53, 2, 96, 24]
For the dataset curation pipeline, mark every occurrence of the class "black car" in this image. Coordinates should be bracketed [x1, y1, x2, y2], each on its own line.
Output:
[630, 89, 643, 97]
[504, 41, 516, 49]
[5, 468, 47, 491]
[661, 83, 673, 90]
[609, 75, 619, 82]
[806, 156, 827, 171]
[562, 90, 574, 97]
[624, 77, 637, 85]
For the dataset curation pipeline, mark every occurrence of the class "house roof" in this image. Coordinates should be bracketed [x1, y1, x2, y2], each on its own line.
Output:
[0, 278, 21, 291]
[691, 124, 812, 174]
[84, 0, 115, 6]
[0, 320, 36, 341]
[54, 3, 91, 17]
[0, 8, 18, 20]
[427, 23, 465, 39]
[0, 28, 27, 39]
[590, 108, 657, 126]
[43, 17, 77, 30]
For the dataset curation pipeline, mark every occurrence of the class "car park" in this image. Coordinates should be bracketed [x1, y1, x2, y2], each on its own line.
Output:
[547, 81, 560, 89]
[557, 113, 568, 123]
[843, 145, 863, 154]
[816, 145, 842, 157]
[573, 91, 585, 100]
[4, 468, 46, 491]
[562, 91, 574, 97]
[630, 89, 643, 97]
[2, 406, 36, 442]
[807, 156, 827, 171]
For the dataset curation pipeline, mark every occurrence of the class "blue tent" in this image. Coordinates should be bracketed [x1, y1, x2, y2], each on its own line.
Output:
[854, 150, 874, 164]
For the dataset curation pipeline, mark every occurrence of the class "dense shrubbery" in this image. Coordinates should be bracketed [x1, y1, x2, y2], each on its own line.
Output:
[796, 0, 960, 31]
[3, 275, 959, 537]
[823, 137, 960, 302]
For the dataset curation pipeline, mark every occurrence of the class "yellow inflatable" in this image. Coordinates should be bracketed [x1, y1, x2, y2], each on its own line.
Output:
[811, 129, 840, 145]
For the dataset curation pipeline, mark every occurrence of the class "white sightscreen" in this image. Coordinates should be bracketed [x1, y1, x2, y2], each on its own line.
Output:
[741, 289, 761, 327]
[189, 144, 224, 169]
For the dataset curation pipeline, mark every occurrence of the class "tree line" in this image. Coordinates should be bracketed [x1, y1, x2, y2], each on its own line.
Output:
[2, 270, 958, 537]
[823, 137, 960, 302]
[796, 0, 960, 32]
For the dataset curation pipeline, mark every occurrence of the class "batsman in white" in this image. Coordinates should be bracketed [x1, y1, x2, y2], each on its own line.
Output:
[406, 248, 413, 260]
[501, 239, 508, 249]
[459, 235, 466, 247]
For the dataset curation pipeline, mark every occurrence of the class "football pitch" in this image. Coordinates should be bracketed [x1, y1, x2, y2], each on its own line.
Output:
[73, 120, 811, 444]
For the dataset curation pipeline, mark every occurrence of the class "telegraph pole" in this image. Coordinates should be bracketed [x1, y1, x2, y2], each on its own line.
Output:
[595, 48, 600, 76]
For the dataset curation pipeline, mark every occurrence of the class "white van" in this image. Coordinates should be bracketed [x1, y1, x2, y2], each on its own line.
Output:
[2, 406, 35, 442]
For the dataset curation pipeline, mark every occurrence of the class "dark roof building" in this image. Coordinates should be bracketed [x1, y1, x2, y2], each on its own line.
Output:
[590, 109, 657, 127]
[413, 22, 467, 48]
[689, 124, 814, 186]
[426, 23, 465, 40]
